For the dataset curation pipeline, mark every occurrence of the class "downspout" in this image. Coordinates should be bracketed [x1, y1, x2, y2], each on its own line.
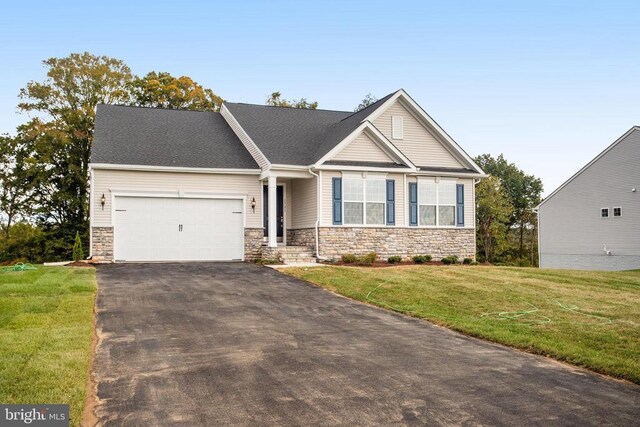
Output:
[308, 167, 328, 260]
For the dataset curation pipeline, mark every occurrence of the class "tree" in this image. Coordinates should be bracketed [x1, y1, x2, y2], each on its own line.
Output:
[72, 231, 84, 261]
[475, 154, 543, 261]
[475, 176, 512, 262]
[0, 134, 36, 238]
[355, 93, 378, 111]
[265, 91, 318, 109]
[128, 71, 223, 111]
[17, 52, 133, 257]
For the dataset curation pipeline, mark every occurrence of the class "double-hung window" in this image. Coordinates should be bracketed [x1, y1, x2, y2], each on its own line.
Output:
[417, 178, 457, 226]
[343, 176, 386, 225]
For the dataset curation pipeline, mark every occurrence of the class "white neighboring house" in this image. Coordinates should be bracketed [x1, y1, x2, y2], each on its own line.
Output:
[537, 126, 640, 271]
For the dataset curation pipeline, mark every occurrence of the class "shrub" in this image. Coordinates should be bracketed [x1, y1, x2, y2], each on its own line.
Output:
[412, 254, 432, 264]
[341, 253, 357, 263]
[357, 252, 378, 265]
[462, 257, 473, 265]
[470, 261, 480, 265]
[441, 255, 459, 265]
[387, 255, 402, 264]
[72, 232, 84, 261]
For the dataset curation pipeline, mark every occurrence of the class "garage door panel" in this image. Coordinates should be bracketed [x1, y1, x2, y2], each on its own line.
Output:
[114, 196, 244, 261]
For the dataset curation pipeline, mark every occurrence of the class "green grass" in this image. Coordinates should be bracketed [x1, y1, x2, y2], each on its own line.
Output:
[285, 265, 640, 383]
[0, 266, 96, 427]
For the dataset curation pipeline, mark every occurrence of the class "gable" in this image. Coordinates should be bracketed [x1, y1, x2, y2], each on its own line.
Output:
[373, 101, 464, 169]
[331, 130, 397, 163]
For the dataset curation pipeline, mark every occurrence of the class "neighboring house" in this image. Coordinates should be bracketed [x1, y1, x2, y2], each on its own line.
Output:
[89, 89, 485, 263]
[537, 126, 640, 271]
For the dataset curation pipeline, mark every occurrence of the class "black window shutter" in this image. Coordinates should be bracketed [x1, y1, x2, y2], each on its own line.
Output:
[409, 182, 418, 226]
[456, 184, 464, 227]
[386, 179, 395, 225]
[332, 177, 342, 225]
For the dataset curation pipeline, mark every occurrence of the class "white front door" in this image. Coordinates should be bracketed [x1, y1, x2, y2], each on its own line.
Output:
[114, 196, 244, 261]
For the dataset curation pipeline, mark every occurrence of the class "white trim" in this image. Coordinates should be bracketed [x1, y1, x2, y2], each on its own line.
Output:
[391, 115, 404, 140]
[600, 207, 610, 218]
[413, 170, 486, 178]
[364, 89, 485, 175]
[269, 164, 311, 170]
[220, 103, 271, 169]
[538, 126, 640, 208]
[89, 163, 261, 175]
[314, 122, 417, 170]
[261, 182, 287, 245]
[260, 168, 314, 180]
[89, 168, 94, 258]
[111, 192, 247, 262]
[341, 174, 387, 226]
[317, 165, 414, 173]
[318, 170, 323, 226]
[613, 206, 622, 217]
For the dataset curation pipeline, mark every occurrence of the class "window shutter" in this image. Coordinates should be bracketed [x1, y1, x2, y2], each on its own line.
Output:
[409, 182, 418, 226]
[392, 116, 404, 139]
[386, 179, 395, 225]
[456, 184, 464, 227]
[332, 177, 342, 225]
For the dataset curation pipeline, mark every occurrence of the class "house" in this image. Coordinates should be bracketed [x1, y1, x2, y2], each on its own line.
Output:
[89, 89, 485, 263]
[537, 126, 640, 271]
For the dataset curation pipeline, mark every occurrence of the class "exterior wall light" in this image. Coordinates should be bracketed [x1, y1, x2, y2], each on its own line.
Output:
[101, 193, 106, 210]
[251, 197, 256, 213]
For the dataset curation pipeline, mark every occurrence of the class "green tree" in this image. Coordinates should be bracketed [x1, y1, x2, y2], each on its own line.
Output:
[128, 71, 223, 111]
[0, 134, 36, 238]
[17, 52, 133, 257]
[72, 231, 84, 261]
[475, 176, 513, 263]
[355, 93, 378, 111]
[266, 91, 318, 109]
[475, 154, 543, 261]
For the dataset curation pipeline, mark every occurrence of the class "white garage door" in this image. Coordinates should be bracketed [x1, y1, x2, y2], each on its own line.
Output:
[114, 196, 244, 261]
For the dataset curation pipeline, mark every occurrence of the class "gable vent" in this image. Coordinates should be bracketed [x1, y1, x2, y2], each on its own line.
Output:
[392, 115, 403, 140]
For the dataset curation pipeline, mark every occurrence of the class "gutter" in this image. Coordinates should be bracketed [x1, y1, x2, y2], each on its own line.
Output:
[308, 167, 328, 261]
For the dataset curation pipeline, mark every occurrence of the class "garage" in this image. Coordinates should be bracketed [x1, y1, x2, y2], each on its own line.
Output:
[113, 196, 244, 262]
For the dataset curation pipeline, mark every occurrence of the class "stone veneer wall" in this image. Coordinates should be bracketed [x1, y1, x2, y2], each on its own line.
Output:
[318, 227, 475, 261]
[286, 228, 316, 248]
[244, 228, 264, 261]
[91, 227, 114, 261]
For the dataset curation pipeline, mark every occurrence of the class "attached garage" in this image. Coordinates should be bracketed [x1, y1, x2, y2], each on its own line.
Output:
[113, 196, 245, 262]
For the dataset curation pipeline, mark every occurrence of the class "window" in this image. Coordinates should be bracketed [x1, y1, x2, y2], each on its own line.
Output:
[601, 208, 609, 218]
[613, 207, 622, 217]
[418, 178, 456, 226]
[392, 116, 403, 139]
[343, 176, 386, 225]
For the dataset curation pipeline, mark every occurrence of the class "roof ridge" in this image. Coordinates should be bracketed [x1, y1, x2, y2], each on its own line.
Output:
[224, 101, 351, 114]
[97, 103, 220, 114]
[339, 90, 400, 122]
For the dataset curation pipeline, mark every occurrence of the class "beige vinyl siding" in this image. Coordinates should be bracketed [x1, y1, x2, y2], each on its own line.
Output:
[406, 176, 474, 228]
[332, 131, 395, 163]
[220, 105, 269, 170]
[91, 169, 263, 228]
[539, 128, 640, 270]
[291, 178, 317, 229]
[374, 101, 463, 169]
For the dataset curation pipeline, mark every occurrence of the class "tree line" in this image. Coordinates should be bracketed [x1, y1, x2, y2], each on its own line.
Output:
[0, 52, 542, 265]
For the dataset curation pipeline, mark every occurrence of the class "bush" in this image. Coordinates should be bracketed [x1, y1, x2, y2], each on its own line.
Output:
[387, 255, 402, 264]
[412, 254, 432, 264]
[470, 261, 480, 265]
[357, 252, 378, 265]
[341, 253, 357, 263]
[441, 255, 459, 265]
[462, 257, 473, 265]
[72, 232, 84, 261]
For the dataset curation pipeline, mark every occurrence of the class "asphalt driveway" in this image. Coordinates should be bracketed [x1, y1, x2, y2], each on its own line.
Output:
[94, 263, 640, 426]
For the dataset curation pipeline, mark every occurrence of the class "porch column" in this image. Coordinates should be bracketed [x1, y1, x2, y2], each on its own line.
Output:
[268, 175, 278, 248]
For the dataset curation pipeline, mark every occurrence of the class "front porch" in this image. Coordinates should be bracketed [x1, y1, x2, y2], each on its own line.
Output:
[257, 170, 318, 263]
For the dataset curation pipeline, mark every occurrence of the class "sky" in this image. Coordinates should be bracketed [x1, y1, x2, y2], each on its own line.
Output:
[1, 0, 638, 195]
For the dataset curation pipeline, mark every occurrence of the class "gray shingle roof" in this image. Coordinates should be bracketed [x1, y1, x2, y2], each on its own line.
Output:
[92, 105, 259, 169]
[224, 91, 398, 166]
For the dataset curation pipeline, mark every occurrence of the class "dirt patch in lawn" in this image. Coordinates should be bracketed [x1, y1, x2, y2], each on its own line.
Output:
[67, 261, 96, 268]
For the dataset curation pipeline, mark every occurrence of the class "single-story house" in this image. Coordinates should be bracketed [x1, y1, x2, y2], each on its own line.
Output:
[537, 126, 640, 270]
[89, 89, 485, 263]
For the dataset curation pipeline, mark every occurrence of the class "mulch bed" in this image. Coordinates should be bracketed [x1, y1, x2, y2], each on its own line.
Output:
[66, 261, 96, 268]
[320, 261, 446, 268]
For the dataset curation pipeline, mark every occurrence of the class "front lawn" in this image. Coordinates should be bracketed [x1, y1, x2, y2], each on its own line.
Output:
[285, 265, 640, 383]
[0, 266, 96, 427]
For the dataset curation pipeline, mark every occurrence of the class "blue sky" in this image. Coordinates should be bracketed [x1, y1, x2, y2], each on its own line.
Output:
[1, 0, 638, 195]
